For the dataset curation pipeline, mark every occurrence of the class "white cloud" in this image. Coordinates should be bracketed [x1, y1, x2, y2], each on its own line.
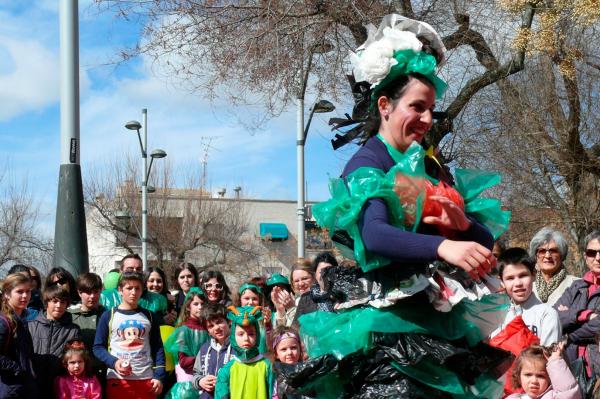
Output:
[0, 37, 60, 121]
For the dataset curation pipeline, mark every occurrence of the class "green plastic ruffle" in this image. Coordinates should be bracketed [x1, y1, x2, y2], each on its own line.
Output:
[165, 382, 198, 399]
[313, 142, 511, 272]
[164, 324, 209, 360]
[454, 168, 511, 240]
[298, 294, 509, 359]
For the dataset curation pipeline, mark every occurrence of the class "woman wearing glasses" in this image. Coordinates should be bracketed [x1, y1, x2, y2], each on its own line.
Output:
[529, 227, 579, 305]
[200, 270, 231, 306]
[555, 230, 600, 380]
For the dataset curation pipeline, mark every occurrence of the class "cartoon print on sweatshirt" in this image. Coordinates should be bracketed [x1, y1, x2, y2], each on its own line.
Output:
[117, 319, 146, 350]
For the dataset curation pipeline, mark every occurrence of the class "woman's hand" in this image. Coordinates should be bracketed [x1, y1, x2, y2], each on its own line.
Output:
[271, 287, 286, 315]
[422, 195, 471, 232]
[277, 288, 295, 310]
[437, 240, 495, 280]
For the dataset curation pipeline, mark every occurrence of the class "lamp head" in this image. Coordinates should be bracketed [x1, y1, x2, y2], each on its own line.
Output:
[125, 120, 142, 131]
[150, 149, 167, 159]
[312, 100, 335, 113]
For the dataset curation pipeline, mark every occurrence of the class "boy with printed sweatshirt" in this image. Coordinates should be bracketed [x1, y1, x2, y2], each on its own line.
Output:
[93, 272, 165, 399]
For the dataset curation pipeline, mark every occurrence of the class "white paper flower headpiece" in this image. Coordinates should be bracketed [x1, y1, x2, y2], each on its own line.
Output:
[351, 28, 423, 88]
[349, 15, 447, 99]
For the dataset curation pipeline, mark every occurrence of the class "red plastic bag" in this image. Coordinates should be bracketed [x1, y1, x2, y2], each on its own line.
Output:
[422, 180, 464, 219]
[488, 315, 540, 397]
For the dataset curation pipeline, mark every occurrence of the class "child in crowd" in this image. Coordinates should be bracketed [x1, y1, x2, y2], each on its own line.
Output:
[93, 272, 166, 399]
[54, 339, 102, 399]
[491, 248, 562, 346]
[507, 343, 580, 399]
[165, 287, 209, 399]
[193, 303, 232, 399]
[214, 306, 274, 399]
[28, 284, 82, 395]
[235, 283, 270, 353]
[270, 326, 304, 399]
[69, 272, 106, 378]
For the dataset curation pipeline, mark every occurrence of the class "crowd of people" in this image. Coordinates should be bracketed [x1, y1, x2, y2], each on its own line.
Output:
[0, 229, 598, 398]
[1, 12, 600, 399]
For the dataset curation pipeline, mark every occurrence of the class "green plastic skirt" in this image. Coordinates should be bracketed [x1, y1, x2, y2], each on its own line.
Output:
[298, 294, 509, 398]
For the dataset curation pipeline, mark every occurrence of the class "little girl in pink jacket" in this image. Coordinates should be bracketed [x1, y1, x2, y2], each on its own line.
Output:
[507, 342, 580, 399]
[54, 340, 101, 399]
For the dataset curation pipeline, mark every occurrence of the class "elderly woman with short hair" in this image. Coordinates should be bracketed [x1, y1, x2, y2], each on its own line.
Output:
[529, 227, 578, 305]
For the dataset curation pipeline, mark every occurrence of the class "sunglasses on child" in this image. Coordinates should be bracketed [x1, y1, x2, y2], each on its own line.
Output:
[204, 282, 223, 290]
[585, 249, 600, 258]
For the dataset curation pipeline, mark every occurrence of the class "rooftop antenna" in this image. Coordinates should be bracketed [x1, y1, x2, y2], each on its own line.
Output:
[199, 136, 221, 188]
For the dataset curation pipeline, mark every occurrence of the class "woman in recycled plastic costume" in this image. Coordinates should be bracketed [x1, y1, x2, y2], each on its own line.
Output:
[286, 15, 514, 399]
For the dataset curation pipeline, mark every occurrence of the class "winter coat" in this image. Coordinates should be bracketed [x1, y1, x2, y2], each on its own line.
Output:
[0, 311, 38, 399]
[192, 338, 232, 399]
[554, 276, 600, 371]
[505, 358, 580, 399]
[28, 311, 81, 396]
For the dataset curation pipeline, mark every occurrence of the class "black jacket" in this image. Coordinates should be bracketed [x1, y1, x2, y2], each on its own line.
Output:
[27, 312, 81, 396]
[0, 310, 37, 398]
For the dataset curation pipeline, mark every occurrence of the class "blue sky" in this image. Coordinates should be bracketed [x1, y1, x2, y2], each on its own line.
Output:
[0, 1, 356, 235]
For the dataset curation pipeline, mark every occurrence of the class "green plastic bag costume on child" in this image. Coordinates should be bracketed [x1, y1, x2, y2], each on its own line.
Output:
[164, 287, 210, 399]
[214, 306, 275, 399]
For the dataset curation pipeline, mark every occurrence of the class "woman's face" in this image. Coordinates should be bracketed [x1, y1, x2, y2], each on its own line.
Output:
[5, 283, 31, 313]
[204, 277, 224, 302]
[535, 240, 562, 276]
[585, 239, 600, 275]
[146, 272, 164, 294]
[378, 78, 435, 153]
[177, 269, 195, 293]
[292, 270, 314, 295]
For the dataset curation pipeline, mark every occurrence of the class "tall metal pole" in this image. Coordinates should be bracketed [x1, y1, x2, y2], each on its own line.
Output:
[296, 97, 305, 259]
[141, 109, 148, 270]
[54, 0, 88, 277]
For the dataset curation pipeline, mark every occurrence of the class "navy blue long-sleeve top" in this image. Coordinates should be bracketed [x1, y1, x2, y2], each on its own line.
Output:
[342, 137, 494, 264]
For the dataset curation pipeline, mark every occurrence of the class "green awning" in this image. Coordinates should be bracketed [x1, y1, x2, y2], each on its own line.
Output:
[259, 223, 288, 240]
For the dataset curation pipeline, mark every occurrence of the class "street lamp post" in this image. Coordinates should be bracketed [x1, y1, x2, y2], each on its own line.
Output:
[125, 109, 167, 270]
[297, 99, 335, 259]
